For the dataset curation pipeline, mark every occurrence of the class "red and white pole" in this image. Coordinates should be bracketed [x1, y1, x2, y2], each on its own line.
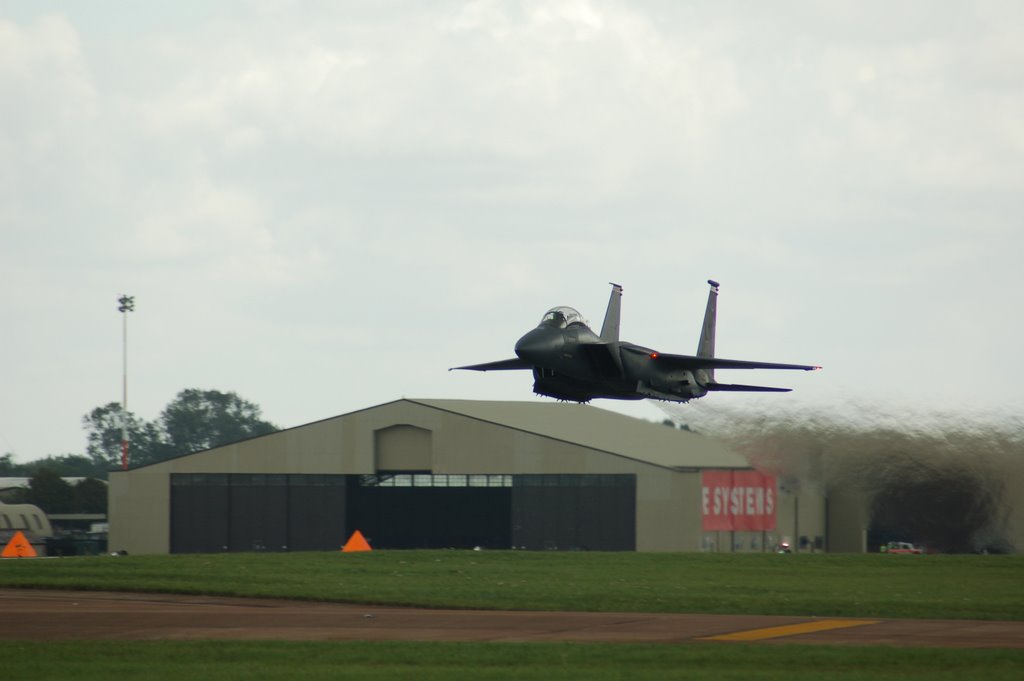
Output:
[117, 295, 135, 470]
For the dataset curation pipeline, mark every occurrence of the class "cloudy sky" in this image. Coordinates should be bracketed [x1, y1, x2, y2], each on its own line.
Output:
[2, 1, 1022, 462]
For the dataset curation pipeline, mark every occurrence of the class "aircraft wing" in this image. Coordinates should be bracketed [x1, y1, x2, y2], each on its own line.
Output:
[654, 353, 817, 392]
[705, 383, 792, 392]
[648, 352, 820, 372]
[450, 358, 532, 371]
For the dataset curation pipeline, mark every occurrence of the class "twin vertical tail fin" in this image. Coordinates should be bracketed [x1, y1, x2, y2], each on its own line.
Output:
[697, 279, 720, 382]
[599, 283, 625, 377]
[600, 282, 623, 342]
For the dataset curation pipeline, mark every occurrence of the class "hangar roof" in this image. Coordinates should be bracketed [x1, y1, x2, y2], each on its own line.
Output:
[123, 398, 751, 474]
[404, 399, 750, 471]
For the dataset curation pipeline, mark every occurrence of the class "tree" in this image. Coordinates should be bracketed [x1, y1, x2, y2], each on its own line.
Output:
[1, 453, 106, 478]
[160, 389, 278, 455]
[73, 478, 108, 514]
[81, 389, 278, 469]
[0, 453, 18, 474]
[27, 468, 74, 514]
[22, 469, 106, 514]
[82, 403, 170, 470]
[29, 455, 105, 477]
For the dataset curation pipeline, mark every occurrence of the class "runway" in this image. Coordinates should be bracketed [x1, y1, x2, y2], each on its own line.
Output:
[2, 589, 1022, 648]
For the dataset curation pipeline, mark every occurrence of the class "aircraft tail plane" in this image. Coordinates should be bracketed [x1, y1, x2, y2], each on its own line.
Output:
[697, 280, 719, 382]
[600, 283, 623, 342]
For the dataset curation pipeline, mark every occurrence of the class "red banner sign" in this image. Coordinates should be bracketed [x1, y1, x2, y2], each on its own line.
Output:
[701, 470, 777, 531]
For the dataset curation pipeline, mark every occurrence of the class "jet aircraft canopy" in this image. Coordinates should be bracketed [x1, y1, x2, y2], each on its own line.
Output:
[541, 306, 586, 328]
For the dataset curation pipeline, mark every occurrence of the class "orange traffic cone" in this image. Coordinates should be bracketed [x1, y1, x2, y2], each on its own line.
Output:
[341, 530, 372, 552]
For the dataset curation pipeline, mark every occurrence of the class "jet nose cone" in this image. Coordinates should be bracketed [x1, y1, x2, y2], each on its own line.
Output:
[515, 327, 561, 362]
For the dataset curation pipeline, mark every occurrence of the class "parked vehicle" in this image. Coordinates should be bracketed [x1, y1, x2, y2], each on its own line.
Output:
[881, 541, 923, 554]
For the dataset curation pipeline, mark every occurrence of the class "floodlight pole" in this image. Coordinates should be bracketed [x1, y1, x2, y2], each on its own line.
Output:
[117, 294, 135, 470]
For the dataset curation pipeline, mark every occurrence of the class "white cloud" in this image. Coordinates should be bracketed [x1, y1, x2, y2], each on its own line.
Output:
[0, 15, 107, 230]
[111, 1, 749, 197]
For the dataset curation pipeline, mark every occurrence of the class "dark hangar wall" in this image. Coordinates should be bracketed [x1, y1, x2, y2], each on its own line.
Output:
[168, 472, 636, 552]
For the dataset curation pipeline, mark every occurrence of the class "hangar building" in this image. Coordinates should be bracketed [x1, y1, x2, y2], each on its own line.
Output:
[108, 399, 834, 555]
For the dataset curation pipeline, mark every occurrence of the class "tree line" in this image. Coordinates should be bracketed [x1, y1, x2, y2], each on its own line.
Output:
[82, 388, 278, 470]
[1, 389, 278, 514]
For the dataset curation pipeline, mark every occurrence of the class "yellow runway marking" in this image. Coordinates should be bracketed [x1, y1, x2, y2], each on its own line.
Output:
[701, 619, 880, 642]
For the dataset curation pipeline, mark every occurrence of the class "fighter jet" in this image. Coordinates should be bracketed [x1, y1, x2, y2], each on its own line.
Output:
[451, 281, 820, 403]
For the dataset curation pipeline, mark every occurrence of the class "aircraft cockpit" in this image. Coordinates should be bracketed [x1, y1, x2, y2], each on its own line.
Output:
[540, 306, 586, 328]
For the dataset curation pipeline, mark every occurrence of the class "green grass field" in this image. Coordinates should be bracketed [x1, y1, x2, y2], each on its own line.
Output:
[2, 551, 1022, 620]
[3, 551, 1023, 680]
[4, 640, 1023, 681]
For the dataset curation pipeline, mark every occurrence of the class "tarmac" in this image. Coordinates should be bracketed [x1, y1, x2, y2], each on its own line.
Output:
[2, 589, 1023, 647]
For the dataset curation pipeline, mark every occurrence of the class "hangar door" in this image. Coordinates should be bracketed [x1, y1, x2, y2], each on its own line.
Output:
[348, 473, 513, 549]
[349, 473, 636, 551]
[512, 474, 636, 551]
[170, 474, 346, 553]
